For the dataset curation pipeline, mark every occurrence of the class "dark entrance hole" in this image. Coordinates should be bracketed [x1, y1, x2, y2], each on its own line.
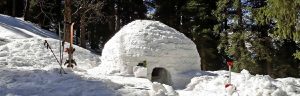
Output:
[151, 67, 172, 85]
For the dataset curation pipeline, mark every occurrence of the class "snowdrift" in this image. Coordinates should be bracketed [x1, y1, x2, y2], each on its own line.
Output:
[183, 70, 300, 96]
[0, 14, 57, 39]
[0, 38, 124, 95]
[0, 38, 100, 70]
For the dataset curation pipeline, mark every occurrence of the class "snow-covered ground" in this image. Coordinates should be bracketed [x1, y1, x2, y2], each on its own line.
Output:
[0, 14, 299, 96]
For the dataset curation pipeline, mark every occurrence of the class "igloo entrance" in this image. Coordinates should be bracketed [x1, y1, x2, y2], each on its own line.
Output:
[151, 68, 172, 85]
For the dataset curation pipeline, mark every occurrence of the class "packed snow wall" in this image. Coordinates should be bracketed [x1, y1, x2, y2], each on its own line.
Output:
[100, 20, 201, 88]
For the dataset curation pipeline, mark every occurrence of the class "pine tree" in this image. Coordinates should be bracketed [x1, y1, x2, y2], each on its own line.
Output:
[0, 0, 8, 15]
[115, 0, 147, 30]
[253, 0, 300, 77]
[180, 0, 222, 70]
[214, 0, 263, 74]
[22, 0, 62, 34]
[23, 0, 31, 21]
[255, 0, 300, 41]
[152, 0, 185, 31]
[72, 0, 104, 48]
[249, 0, 275, 76]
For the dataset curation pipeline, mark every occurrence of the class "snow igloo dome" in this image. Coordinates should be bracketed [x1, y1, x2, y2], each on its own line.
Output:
[100, 20, 200, 88]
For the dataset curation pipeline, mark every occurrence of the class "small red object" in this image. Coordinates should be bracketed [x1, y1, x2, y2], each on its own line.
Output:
[226, 60, 233, 68]
[225, 83, 232, 88]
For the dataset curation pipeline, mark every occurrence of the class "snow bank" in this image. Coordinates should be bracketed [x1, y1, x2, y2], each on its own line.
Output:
[0, 14, 58, 39]
[0, 37, 126, 95]
[183, 69, 300, 96]
[0, 38, 100, 70]
[0, 37, 156, 96]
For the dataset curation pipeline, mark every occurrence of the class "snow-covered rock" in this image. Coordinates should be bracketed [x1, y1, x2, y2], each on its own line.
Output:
[95, 20, 200, 88]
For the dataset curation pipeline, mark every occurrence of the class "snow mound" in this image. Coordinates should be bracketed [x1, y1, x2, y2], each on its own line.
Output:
[99, 20, 200, 75]
[92, 20, 200, 88]
[0, 38, 100, 70]
[0, 14, 58, 39]
[184, 69, 300, 96]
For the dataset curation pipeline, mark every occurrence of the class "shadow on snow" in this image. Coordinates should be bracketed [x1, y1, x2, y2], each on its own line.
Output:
[0, 68, 122, 96]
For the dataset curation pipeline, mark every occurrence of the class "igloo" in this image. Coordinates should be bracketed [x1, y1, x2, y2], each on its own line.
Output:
[100, 20, 201, 88]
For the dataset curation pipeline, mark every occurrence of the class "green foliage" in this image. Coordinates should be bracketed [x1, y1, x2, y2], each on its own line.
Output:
[293, 51, 300, 60]
[214, 0, 266, 74]
[180, 0, 222, 70]
[255, 0, 300, 41]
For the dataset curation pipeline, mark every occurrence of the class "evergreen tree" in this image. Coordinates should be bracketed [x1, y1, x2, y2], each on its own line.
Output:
[254, 0, 300, 77]
[24, 0, 31, 21]
[70, 0, 147, 52]
[152, 0, 185, 31]
[0, 0, 8, 15]
[255, 0, 300, 41]
[72, 0, 104, 48]
[249, 0, 275, 77]
[214, 0, 300, 77]
[215, 0, 262, 74]
[181, 0, 222, 70]
[115, 0, 147, 30]
[23, 0, 62, 33]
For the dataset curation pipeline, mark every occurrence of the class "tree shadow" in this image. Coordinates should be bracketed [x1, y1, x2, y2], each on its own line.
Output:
[0, 68, 122, 96]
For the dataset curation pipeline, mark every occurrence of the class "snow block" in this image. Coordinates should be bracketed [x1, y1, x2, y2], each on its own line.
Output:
[133, 66, 147, 78]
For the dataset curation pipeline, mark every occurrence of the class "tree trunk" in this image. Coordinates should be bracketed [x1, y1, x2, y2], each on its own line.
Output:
[12, 0, 16, 17]
[55, 0, 62, 35]
[80, 15, 86, 48]
[237, 0, 242, 28]
[114, 3, 120, 31]
[267, 61, 273, 77]
[64, 0, 72, 42]
[199, 47, 206, 70]
[23, 0, 31, 21]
